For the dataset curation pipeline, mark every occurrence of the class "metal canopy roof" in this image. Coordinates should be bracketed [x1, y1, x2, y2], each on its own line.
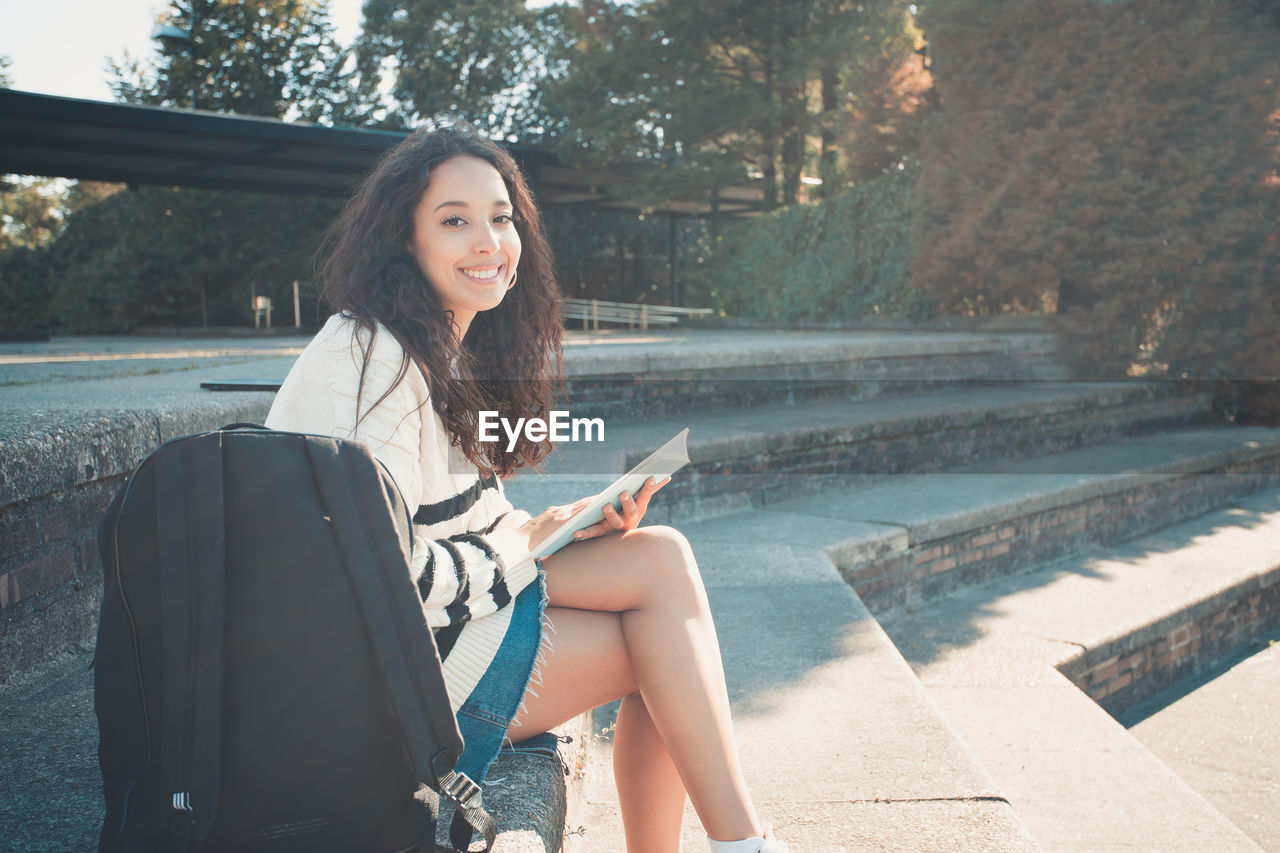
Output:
[0, 88, 763, 217]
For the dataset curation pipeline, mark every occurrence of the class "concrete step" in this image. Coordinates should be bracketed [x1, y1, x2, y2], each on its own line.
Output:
[515, 421, 1280, 621]
[1123, 637, 1280, 852]
[0, 648, 586, 853]
[552, 479, 1280, 852]
[513, 381, 1215, 522]
[559, 328, 1069, 418]
[764, 425, 1280, 611]
[0, 328, 1068, 432]
[872, 489, 1280, 851]
[561, 517, 1040, 851]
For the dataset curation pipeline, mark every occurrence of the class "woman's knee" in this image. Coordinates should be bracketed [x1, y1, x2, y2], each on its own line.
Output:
[620, 525, 705, 603]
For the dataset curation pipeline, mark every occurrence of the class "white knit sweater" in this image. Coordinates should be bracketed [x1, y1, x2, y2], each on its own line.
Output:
[265, 313, 540, 711]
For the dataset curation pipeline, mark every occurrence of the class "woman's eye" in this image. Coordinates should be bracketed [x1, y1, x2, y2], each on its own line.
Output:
[494, 213, 513, 225]
[442, 215, 466, 227]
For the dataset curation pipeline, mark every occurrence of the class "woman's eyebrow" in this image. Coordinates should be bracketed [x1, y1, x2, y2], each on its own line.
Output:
[433, 199, 513, 212]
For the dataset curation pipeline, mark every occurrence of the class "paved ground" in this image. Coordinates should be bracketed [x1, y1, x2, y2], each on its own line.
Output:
[1122, 635, 1280, 852]
[5, 330, 1279, 850]
[873, 486, 1280, 852]
[0, 327, 983, 387]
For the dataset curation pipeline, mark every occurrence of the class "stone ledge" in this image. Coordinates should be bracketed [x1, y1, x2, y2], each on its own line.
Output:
[0, 398, 273, 509]
[760, 427, 1280, 610]
[876, 491, 1280, 850]
[559, 329, 1065, 377]
[564, 517, 1042, 850]
[436, 716, 589, 853]
[0, 646, 588, 853]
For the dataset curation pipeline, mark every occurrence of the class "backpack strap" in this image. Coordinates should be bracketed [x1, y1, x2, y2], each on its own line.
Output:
[154, 432, 226, 849]
[305, 437, 496, 853]
[449, 797, 499, 853]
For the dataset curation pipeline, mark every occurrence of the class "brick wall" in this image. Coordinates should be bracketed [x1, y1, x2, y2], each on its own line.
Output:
[1066, 577, 1280, 716]
[0, 474, 127, 682]
[650, 384, 1213, 519]
[0, 400, 272, 685]
[0, 476, 122, 609]
[845, 462, 1280, 613]
[567, 345, 1068, 419]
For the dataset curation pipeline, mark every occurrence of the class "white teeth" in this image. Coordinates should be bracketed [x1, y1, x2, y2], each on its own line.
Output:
[462, 267, 500, 280]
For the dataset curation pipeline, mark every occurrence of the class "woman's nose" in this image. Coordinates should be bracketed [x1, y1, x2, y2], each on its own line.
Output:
[473, 223, 501, 253]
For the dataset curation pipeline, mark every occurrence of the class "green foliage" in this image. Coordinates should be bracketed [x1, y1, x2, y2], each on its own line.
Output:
[0, 186, 340, 334]
[547, 0, 925, 211]
[108, 0, 357, 122]
[2, 1, 941, 331]
[0, 178, 65, 251]
[911, 0, 1280, 380]
[356, 0, 571, 141]
[46, 187, 340, 333]
[542, 207, 713, 305]
[2, 0, 356, 334]
[0, 181, 126, 332]
[706, 165, 925, 321]
[0, 245, 56, 332]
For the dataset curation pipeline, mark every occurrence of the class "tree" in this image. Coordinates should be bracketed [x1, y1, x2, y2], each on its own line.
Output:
[0, 174, 61, 333]
[36, 0, 359, 331]
[909, 0, 1280, 388]
[0, 179, 65, 252]
[547, 0, 922, 211]
[43, 185, 338, 332]
[108, 0, 358, 123]
[355, 0, 572, 141]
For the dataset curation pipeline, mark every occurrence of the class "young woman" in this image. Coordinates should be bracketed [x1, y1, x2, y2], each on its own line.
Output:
[265, 124, 788, 853]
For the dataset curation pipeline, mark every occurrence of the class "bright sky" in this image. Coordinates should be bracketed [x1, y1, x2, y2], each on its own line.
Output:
[0, 0, 367, 101]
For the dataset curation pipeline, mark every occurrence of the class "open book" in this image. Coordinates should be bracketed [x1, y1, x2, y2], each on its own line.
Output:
[530, 428, 690, 559]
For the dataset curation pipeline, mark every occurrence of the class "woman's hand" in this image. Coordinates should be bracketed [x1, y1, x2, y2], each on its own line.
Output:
[520, 495, 595, 554]
[573, 475, 671, 542]
[520, 475, 671, 553]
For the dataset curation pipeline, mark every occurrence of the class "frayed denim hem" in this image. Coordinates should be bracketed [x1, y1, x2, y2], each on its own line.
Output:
[452, 572, 548, 784]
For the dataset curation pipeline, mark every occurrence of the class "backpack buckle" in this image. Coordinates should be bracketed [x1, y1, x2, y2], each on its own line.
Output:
[440, 770, 483, 810]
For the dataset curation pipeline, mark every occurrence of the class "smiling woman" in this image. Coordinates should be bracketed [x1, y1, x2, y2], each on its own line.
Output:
[264, 123, 788, 853]
[408, 156, 522, 340]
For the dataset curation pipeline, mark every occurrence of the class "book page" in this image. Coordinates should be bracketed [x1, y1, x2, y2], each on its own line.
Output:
[530, 428, 690, 559]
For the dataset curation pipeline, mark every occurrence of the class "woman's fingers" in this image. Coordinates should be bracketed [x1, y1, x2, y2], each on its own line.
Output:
[627, 475, 669, 518]
[632, 475, 669, 516]
[572, 496, 631, 541]
[569, 476, 673, 542]
[574, 517, 616, 539]
[618, 491, 640, 526]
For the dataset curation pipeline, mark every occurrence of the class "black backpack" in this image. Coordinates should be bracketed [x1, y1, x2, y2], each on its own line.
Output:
[93, 425, 496, 853]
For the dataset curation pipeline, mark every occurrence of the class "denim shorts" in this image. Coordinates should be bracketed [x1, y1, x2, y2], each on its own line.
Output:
[452, 571, 548, 783]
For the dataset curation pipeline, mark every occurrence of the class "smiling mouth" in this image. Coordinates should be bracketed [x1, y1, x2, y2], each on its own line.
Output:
[459, 264, 505, 283]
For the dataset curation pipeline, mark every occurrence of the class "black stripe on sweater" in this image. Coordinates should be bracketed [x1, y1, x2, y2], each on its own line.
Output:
[434, 623, 463, 661]
[455, 533, 512, 611]
[415, 549, 437, 603]
[480, 512, 510, 534]
[413, 472, 499, 526]
[438, 538, 472, 606]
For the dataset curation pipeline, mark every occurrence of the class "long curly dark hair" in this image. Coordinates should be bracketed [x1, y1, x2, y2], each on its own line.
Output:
[319, 124, 564, 477]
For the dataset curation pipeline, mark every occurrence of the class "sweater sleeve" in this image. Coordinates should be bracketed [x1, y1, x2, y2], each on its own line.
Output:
[326, 327, 538, 630]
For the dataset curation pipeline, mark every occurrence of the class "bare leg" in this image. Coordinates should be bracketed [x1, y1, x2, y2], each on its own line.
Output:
[507, 526, 762, 848]
[507, 605, 688, 851]
[614, 692, 688, 852]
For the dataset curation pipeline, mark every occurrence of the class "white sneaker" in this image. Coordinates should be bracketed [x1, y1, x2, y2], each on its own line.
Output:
[707, 823, 790, 853]
[758, 823, 790, 853]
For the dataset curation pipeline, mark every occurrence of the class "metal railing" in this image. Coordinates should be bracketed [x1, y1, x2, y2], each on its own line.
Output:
[563, 298, 715, 330]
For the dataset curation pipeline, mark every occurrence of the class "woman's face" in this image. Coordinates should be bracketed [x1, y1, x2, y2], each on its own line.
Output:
[409, 155, 522, 338]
